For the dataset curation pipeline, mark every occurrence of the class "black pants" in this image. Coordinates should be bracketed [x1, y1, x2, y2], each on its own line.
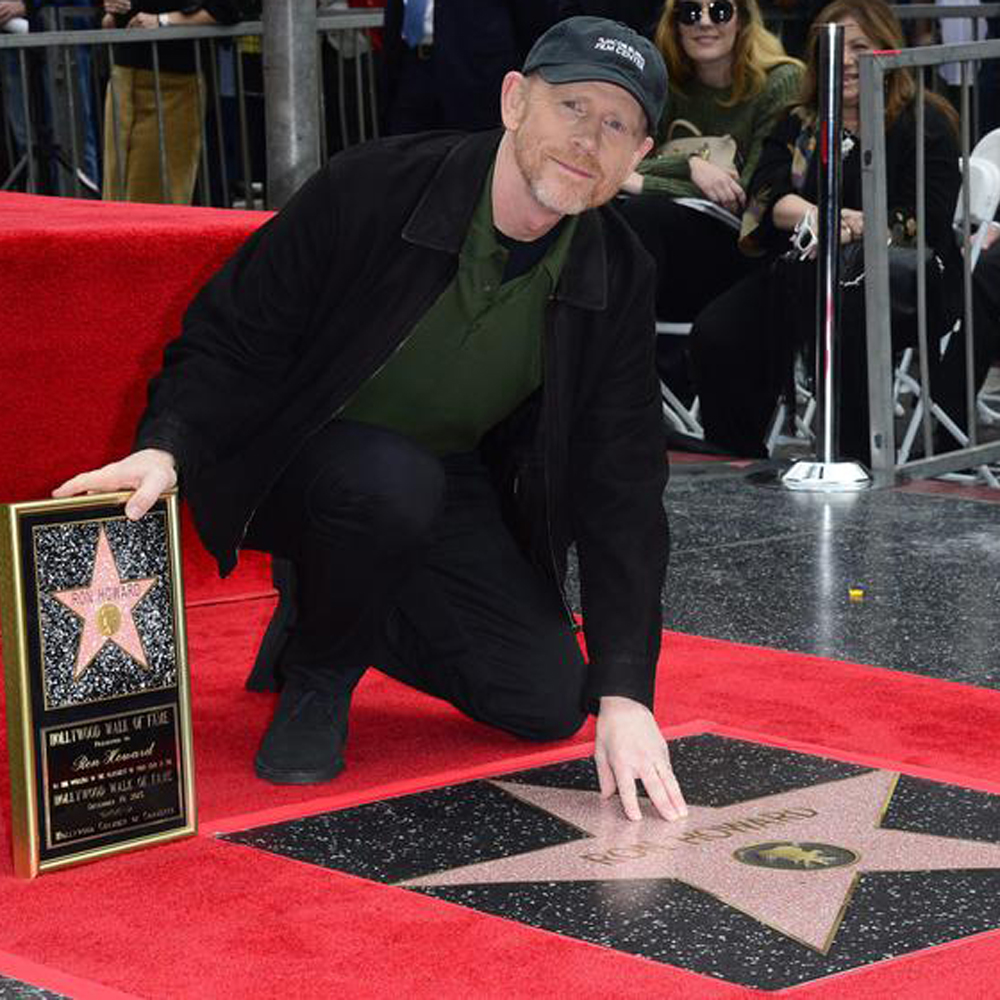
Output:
[244, 420, 587, 742]
[689, 265, 960, 461]
[617, 194, 759, 401]
[940, 239, 1000, 440]
[617, 193, 757, 322]
[384, 49, 443, 135]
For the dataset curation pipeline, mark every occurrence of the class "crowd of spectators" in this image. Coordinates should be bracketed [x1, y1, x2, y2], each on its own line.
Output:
[1, 0, 999, 460]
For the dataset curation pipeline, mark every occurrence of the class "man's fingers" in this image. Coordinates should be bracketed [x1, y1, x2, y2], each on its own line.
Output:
[53, 454, 174, 521]
[616, 769, 643, 821]
[53, 467, 121, 498]
[594, 747, 617, 799]
[640, 764, 681, 822]
[124, 475, 167, 521]
[655, 759, 689, 818]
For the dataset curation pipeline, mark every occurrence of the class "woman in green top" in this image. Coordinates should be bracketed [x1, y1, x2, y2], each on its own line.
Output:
[618, 0, 802, 333]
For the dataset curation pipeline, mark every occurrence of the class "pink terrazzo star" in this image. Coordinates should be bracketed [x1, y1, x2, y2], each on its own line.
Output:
[51, 526, 157, 681]
[401, 770, 1000, 953]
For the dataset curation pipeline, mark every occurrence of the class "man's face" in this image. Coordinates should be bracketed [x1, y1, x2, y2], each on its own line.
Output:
[503, 75, 653, 216]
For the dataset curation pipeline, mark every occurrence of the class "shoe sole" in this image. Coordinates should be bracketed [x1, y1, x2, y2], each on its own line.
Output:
[253, 755, 345, 785]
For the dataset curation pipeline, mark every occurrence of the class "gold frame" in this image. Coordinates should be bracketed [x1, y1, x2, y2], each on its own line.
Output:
[0, 491, 196, 878]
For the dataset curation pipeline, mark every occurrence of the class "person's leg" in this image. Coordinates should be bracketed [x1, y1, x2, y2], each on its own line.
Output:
[244, 420, 447, 782]
[935, 242, 1000, 441]
[102, 65, 134, 201]
[617, 195, 752, 321]
[158, 70, 204, 205]
[688, 270, 776, 457]
[378, 451, 588, 743]
[618, 195, 756, 404]
[385, 49, 441, 135]
[1, 50, 28, 160]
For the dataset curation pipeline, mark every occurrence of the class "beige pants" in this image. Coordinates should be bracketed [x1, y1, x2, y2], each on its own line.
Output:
[102, 64, 205, 205]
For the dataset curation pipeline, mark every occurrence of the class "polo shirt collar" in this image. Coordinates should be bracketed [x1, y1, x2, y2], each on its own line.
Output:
[402, 130, 607, 312]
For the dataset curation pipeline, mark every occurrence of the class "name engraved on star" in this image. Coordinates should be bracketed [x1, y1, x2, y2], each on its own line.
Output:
[64, 582, 146, 609]
[42, 705, 182, 849]
[580, 807, 818, 866]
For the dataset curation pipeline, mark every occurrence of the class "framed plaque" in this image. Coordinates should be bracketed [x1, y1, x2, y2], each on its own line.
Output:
[0, 492, 196, 878]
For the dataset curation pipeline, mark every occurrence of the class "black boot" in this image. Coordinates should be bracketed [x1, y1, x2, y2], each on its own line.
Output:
[254, 680, 352, 785]
[246, 558, 297, 693]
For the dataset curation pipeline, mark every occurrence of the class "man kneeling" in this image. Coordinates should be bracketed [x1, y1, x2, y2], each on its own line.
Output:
[56, 17, 687, 824]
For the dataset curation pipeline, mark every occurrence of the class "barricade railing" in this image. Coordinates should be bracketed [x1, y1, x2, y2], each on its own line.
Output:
[0, 8, 383, 208]
[859, 38, 1000, 487]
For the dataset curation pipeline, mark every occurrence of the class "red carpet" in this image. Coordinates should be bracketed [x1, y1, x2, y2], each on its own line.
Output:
[3, 601, 1000, 998]
[0, 191, 274, 604]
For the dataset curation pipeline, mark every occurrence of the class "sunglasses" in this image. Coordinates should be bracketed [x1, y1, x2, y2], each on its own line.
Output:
[675, 0, 736, 26]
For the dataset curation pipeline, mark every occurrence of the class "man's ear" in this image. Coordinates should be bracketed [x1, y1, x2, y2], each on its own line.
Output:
[629, 135, 655, 172]
[500, 70, 531, 131]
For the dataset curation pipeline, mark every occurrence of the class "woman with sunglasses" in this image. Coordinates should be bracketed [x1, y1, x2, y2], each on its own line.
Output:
[689, 0, 963, 461]
[618, 0, 802, 397]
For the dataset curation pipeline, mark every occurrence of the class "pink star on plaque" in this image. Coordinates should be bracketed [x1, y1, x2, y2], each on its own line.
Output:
[401, 770, 1000, 953]
[51, 526, 157, 682]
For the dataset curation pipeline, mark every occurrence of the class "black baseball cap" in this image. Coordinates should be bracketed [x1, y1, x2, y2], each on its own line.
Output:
[522, 16, 667, 132]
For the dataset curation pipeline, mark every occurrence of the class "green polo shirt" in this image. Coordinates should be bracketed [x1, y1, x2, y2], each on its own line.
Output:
[338, 171, 578, 456]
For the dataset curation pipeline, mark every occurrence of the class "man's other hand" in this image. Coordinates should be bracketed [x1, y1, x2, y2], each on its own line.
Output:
[595, 695, 688, 822]
[53, 448, 177, 521]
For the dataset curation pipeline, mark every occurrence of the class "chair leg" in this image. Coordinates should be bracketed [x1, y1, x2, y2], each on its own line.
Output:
[245, 556, 297, 693]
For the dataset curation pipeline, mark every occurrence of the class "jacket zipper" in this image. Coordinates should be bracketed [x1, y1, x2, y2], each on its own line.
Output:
[543, 295, 579, 632]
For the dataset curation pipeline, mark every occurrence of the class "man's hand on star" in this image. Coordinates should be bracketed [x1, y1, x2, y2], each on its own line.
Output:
[595, 695, 688, 822]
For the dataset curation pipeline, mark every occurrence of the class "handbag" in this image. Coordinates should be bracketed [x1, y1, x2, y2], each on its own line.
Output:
[657, 119, 739, 173]
[839, 242, 947, 346]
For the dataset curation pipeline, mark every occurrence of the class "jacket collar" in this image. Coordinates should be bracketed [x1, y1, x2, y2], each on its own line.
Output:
[402, 130, 607, 312]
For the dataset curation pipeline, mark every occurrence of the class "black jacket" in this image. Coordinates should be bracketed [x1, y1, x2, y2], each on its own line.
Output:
[136, 129, 668, 708]
[110, 1, 243, 74]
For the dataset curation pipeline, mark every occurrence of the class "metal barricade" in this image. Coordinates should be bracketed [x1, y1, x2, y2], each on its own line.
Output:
[859, 38, 1000, 487]
[0, 8, 383, 209]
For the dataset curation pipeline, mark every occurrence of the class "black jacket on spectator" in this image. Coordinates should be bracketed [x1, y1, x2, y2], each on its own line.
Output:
[112, 0, 242, 75]
[135, 129, 668, 709]
[380, 0, 566, 131]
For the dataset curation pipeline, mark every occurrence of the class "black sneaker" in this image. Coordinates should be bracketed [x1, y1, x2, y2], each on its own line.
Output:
[254, 681, 351, 785]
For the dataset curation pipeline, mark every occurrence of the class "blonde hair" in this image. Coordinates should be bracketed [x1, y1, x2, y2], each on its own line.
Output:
[654, 0, 802, 107]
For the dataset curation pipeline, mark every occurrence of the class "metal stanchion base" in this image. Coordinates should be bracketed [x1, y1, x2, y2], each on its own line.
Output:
[781, 459, 871, 492]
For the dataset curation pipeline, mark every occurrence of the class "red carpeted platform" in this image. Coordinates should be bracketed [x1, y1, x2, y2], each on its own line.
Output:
[0, 191, 274, 604]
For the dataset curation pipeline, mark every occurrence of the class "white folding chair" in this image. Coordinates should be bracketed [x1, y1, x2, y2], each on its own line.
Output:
[968, 128, 1000, 424]
[893, 153, 1000, 467]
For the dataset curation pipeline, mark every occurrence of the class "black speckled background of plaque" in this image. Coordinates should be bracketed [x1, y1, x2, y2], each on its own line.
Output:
[33, 514, 176, 710]
[221, 734, 1000, 991]
[0, 974, 66, 999]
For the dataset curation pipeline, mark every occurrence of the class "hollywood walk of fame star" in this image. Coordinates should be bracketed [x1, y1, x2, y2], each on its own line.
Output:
[51, 526, 157, 682]
[400, 770, 1000, 953]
